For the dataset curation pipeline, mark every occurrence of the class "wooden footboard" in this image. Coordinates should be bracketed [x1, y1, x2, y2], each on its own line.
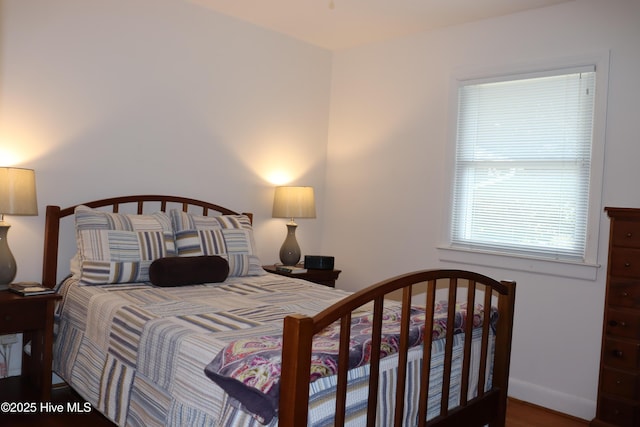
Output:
[278, 269, 516, 427]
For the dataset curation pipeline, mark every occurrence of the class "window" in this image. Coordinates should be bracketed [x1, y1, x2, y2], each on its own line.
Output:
[449, 66, 596, 262]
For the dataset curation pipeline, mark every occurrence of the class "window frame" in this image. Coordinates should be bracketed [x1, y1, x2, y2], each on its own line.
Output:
[438, 53, 610, 281]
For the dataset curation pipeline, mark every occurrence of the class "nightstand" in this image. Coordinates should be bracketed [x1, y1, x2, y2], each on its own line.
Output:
[263, 264, 342, 288]
[0, 291, 61, 401]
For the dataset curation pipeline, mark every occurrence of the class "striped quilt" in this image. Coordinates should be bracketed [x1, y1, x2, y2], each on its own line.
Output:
[53, 274, 494, 426]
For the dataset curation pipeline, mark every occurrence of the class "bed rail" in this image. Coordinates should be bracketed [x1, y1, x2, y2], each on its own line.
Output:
[278, 269, 516, 427]
[41, 194, 251, 288]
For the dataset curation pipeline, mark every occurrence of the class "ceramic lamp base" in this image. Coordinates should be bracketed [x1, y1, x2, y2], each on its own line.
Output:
[0, 223, 17, 287]
[279, 223, 301, 266]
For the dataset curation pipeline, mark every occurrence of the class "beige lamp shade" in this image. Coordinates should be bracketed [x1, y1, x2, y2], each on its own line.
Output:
[0, 167, 38, 216]
[272, 186, 316, 220]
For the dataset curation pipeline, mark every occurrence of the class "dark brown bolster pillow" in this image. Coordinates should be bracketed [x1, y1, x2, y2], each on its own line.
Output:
[149, 255, 229, 287]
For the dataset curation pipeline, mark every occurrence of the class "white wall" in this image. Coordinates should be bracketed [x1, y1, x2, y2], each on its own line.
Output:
[2, 0, 639, 421]
[0, 0, 333, 283]
[324, 0, 640, 420]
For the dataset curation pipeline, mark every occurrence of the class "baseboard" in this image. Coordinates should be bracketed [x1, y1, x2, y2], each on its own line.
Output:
[509, 377, 596, 421]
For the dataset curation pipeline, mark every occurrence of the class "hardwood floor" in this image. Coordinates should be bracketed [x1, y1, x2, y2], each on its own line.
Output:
[506, 399, 589, 427]
[2, 379, 589, 427]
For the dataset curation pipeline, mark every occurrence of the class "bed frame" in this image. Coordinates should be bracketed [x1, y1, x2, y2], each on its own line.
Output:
[41, 194, 516, 427]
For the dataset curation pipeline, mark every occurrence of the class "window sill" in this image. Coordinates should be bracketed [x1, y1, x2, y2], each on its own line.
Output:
[437, 246, 600, 281]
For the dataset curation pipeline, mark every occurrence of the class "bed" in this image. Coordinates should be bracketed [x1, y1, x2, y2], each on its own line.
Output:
[41, 194, 516, 427]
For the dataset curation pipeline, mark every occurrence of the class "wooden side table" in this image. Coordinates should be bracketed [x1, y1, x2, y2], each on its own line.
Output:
[263, 264, 342, 288]
[0, 291, 61, 401]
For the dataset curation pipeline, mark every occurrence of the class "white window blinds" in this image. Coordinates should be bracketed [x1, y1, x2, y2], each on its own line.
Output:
[451, 67, 596, 261]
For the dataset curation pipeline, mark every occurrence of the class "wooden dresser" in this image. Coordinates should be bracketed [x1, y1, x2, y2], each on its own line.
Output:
[592, 208, 640, 426]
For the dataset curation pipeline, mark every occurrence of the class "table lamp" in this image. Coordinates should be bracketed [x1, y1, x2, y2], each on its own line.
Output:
[0, 167, 38, 289]
[272, 186, 316, 266]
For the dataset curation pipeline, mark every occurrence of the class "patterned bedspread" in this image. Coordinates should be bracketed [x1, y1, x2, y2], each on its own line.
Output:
[205, 301, 492, 423]
[53, 274, 495, 427]
[54, 274, 348, 426]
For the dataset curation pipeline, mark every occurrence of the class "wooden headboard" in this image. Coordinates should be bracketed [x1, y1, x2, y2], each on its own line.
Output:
[41, 194, 252, 288]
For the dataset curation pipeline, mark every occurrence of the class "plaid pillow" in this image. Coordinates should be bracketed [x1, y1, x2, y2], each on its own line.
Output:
[170, 210, 264, 277]
[72, 205, 176, 285]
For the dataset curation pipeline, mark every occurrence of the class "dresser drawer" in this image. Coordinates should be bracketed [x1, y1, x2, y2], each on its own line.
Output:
[602, 367, 640, 399]
[609, 280, 640, 308]
[598, 396, 640, 427]
[0, 301, 44, 333]
[610, 247, 640, 278]
[606, 309, 640, 339]
[612, 220, 640, 248]
[603, 338, 640, 370]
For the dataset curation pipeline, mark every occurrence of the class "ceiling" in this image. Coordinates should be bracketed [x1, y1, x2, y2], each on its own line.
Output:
[187, 0, 575, 50]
